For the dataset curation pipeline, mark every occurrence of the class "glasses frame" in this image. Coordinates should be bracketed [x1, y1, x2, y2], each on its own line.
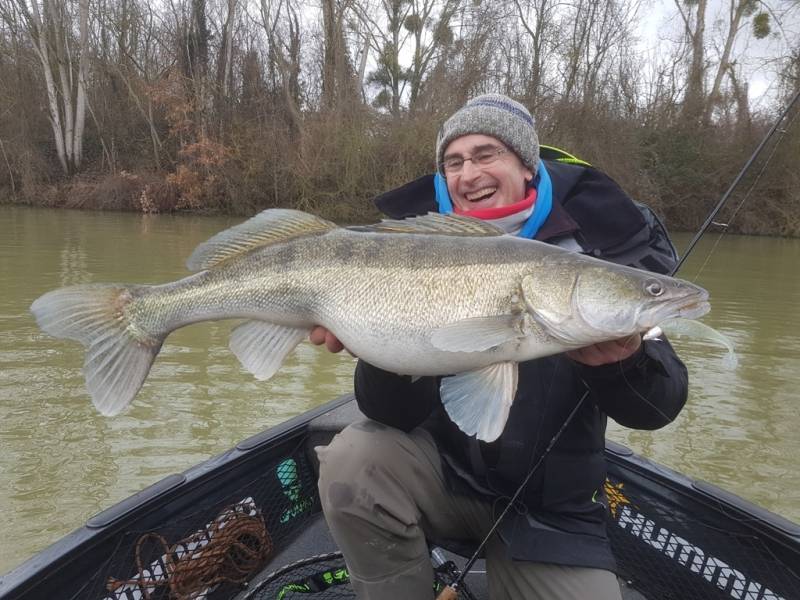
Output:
[440, 147, 509, 176]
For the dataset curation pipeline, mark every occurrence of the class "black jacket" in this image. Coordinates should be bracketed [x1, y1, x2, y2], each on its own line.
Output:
[354, 161, 688, 571]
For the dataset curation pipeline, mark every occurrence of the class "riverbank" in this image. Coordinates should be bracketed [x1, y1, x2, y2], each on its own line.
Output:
[0, 168, 382, 225]
[3, 165, 798, 237]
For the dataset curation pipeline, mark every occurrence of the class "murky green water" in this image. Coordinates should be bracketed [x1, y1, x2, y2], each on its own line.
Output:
[1, 205, 799, 574]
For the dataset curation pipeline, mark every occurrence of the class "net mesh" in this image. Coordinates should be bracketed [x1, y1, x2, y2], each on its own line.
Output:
[605, 475, 800, 599]
[90, 440, 319, 600]
[243, 553, 354, 599]
[49, 431, 799, 600]
[242, 552, 474, 600]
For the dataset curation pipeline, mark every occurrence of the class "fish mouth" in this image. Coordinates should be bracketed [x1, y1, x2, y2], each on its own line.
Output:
[641, 288, 710, 329]
[677, 298, 711, 320]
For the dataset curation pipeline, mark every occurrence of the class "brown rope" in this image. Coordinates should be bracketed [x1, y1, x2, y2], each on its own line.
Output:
[107, 502, 273, 599]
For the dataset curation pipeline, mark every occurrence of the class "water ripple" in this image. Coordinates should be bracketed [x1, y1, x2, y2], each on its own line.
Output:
[2, 209, 799, 574]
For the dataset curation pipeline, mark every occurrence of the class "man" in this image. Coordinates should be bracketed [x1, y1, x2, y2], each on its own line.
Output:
[311, 94, 687, 599]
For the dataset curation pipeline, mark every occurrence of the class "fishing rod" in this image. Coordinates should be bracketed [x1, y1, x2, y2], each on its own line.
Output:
[672, 86, 800, 276]
[436, 88, 800, 599]
[435, 390, 589, 600]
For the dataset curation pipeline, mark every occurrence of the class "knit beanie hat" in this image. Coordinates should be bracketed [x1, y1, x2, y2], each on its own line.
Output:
[436, 94, 539, 176]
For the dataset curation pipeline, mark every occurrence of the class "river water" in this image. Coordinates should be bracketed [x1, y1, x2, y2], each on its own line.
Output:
[1, 205, 798, 574]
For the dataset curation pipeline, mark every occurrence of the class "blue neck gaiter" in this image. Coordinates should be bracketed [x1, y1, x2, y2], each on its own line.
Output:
[434, 161, 552, 239]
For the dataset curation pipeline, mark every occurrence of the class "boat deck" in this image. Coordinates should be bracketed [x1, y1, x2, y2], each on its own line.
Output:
[234, 398, 647, 599]
[3, 395, 797, 600]
[234, 502, 647, 599]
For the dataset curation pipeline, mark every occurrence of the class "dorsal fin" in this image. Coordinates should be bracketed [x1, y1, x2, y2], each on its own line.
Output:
[348, 212, 506, 237]
[187, 209, 338, 271]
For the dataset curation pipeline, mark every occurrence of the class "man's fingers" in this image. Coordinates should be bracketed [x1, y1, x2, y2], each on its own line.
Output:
[567, 335, 643, 366]
[310, 326, 346, 354]
[325, 331, 345, 353]
[309, 326, 327, 346]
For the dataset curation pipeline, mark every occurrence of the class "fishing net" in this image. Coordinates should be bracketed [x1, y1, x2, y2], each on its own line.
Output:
[242, 553, 354, 599]
[604, 472, 800, 599]
[241, 551, 475, 600]
[33, 422, 799, 600]
[90, 438, 321, 600]
[81, 436, 474, 600]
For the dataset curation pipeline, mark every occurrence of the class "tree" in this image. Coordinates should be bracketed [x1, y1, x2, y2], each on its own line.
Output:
[215, 0, 237, 122]
[361, 0, 410, 114]
[674, 0, 708, 125]
[320, 0, 359, 110]
[405, 0, 460, 112]
[3, 0, 91, 174]
[556, 0, 641, 108]
[258, 0, 304, 138]
[508, 0, 557, 109]
[704, 0, 771, 126]
[357, 0, 460, 115]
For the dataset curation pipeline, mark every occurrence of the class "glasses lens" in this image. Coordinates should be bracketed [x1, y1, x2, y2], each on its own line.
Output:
[442, 148, 504, 173]
[475, 148, 503, 166]
[443, 158, 463, 173]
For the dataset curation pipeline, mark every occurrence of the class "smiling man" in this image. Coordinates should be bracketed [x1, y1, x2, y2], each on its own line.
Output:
[441, 134, 533, 211]
[313, 94, 689, 599]
[434, 95, 643, 366]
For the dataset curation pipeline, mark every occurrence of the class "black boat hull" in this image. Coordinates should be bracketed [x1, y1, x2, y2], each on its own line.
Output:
[1, 395, 798, 600]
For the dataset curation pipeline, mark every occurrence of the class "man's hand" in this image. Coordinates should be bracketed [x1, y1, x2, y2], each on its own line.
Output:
[565, 334, 642, 367]
[309, 326, 346, 354]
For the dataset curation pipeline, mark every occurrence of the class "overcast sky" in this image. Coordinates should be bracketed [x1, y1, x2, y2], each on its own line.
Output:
[636, 0, 798, 108]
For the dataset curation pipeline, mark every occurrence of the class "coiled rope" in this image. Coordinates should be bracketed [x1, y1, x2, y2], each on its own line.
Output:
[106, 502, 273, 599]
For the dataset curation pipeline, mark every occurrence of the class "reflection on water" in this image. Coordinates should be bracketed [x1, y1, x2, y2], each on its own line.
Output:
[0, 207, 356, 574]
[608, 232, 800, 526]
[1, 206, 799, 574]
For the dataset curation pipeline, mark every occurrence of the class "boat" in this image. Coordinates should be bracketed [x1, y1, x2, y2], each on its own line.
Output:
[0, 393, 798, 600]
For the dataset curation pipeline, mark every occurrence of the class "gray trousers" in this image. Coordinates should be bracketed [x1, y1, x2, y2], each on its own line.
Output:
[316, 420, 623, 600]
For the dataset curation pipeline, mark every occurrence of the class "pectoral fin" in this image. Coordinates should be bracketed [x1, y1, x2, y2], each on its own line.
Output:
[230, 320, 309, 380]
[430, 316, 521, 352]
[440, 362, 518, 442]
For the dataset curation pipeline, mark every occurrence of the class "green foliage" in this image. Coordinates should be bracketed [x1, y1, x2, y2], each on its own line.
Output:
[752, 12, 770, 39]
[367, 68, 392, 88]
[433, 21, 453, 47]
[404, 14, 423, 34]
[372, 90, 392, 109]
[742, 0, 759, 17]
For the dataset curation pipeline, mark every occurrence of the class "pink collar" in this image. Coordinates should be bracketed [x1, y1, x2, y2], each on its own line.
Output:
[453, 187, 537, 220]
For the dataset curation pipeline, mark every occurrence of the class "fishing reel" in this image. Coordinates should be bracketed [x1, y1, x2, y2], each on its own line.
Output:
[431, 548, 477, 600]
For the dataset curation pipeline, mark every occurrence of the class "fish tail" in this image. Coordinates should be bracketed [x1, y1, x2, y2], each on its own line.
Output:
[30, 284, 164, 416]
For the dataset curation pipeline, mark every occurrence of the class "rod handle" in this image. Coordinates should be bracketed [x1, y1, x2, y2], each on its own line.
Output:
[436, 585, 458, 600]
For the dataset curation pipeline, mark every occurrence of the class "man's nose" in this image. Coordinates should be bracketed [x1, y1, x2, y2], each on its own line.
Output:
[460, 158, 480, 179]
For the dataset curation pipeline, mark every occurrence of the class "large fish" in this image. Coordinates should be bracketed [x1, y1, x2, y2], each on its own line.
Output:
[30, 209, 709, 441]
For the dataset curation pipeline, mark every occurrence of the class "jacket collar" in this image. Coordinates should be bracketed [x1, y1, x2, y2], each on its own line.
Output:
[534, 197, 579, 241]
[373, 169, 580, 242]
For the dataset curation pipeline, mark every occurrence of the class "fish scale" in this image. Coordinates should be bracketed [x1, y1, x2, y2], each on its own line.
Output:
[31, 209, 709, 441]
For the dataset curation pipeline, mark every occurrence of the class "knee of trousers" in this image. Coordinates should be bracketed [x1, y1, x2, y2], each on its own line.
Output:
[316, 420, 426, 525]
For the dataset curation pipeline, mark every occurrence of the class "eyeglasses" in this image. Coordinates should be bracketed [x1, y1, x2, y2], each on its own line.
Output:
[440, 147, 509, 175]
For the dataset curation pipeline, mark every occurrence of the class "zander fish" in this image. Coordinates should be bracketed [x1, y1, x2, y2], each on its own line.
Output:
[31, 209, 709, 441]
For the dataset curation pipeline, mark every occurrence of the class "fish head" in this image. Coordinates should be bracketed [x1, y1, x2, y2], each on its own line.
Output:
[521, 256, 710, 347]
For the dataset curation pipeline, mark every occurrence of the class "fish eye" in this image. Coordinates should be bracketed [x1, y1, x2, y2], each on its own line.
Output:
[645, 280, 664, 297]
